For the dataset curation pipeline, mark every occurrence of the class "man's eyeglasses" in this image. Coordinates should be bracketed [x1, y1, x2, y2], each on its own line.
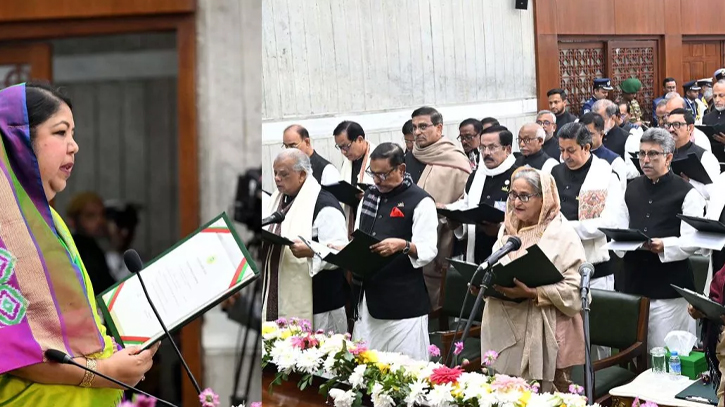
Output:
[457, 134, 477, 142]
[517, 137, 537, 145]
[508, 191, 539, 203]
[365, 165, 398, 181]
[335, 141, 353, 152]
[663, 122, 688, 130]
[480, 144, 502, 153]
[535, 120, 553, 127]
[637, 150, 665, 160]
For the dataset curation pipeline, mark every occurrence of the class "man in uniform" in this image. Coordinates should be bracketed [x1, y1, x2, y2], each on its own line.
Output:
[683, 80, 701, 119]
[620, 78, 643, 126]
[283, 124, 340, 186]
[582, 78, 613, 115]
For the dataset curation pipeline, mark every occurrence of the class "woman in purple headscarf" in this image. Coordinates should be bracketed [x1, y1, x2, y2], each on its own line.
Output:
[0, 82, 158, 406]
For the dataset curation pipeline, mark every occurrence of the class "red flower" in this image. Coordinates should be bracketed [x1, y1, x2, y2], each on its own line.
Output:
[429, 365, 463, 385]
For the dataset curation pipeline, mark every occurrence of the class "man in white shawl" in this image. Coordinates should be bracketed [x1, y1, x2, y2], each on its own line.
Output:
[443, 125, 518, 264]
[262, 150, 349, 333]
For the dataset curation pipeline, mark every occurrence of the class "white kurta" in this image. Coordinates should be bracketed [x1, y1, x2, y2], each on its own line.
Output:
[320, 163, 341, 186]
[352, 196, 439, 361]
[311, 206, 350, 334]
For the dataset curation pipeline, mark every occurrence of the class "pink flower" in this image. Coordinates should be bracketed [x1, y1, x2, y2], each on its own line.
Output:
[198, 388, 220, 407]
[350, 344, 368, 355]
[490, 375, 530, 392]
[135, 395, 157, 407]
[274, 318, 287, 328]
[117, 402, 135, 407]
[568, 384, 584, 395]
[251, 403, 262, 407]
[482, 350, 499, 367]
[429, 366, 463, 385]
[642, 401, 658, 407]
[453, 342, 464, 356]
[461, 358, 470, 367]
[428, 344, 441, 358]
[290, 336, 306, 349]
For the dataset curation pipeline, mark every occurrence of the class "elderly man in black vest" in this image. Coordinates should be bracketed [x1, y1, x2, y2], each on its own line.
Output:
[349, 142, 438, 360]
[263, 149, 349, 333]
[619, 128, 705, 351]
[282, 124, 340, 186]
[514, 123, 558, 173]
[592, 98, 628, 159]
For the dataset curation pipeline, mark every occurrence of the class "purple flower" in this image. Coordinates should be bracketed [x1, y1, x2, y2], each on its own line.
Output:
[453, 341, 464, 356]
[531, 382, 541, 394]
[251, 403, 262, 407]
[274, 318, 287, 328]
[482, 350, 499, 367]
[300, 319, 312, 332]
[568, 384, 584, 395]
[642, 401, 659, 407]
[198, 388, 220, 407]
[117, 402, 135, 407]
[315, 329, 325, 335]
[135, 395, 157, 407]
[428, 344, 441, 358]
[289, 317, 300, 325]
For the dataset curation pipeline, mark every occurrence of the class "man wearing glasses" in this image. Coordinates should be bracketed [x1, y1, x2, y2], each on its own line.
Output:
[457, 118, 482, 170]
[619, 128, 704, 351]
[536, 110, 561, 160]
[351, 142, 438, 360]
[702, 79, 725, 164]
[334, 120, 376, 234]
[666, 108, 720, 201]
[444, 125, 517, 265]
[282, 124, 340, 186]
[513, 123, 558, 174]
[665, 94, 712, 153]
[409, 106, 471, 308]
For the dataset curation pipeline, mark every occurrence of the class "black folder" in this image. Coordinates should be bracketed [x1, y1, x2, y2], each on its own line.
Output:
[696, 124, 725, 141]
[677, 214, 725, 234]
[312, 229, 399, 278]
[357, 182, 374, 191]
[437, 204, 505, 224]
[672, 285, 725, 322]
[261, 229, 294, 246]
[599, 228, 650, 242]
[447, 245, 563, 302]
[675, 379, 718, 405]
[322, 181, 365, 206]
[671, 153, 713, 184]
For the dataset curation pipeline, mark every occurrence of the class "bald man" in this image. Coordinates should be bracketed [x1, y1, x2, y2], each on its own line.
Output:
[283, 124, 341, 185]
[513, 123, 558, 173]
[665, 95, 712, 152]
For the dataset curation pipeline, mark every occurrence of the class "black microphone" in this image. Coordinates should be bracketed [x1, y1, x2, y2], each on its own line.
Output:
[579, 262, 594, 299]
[261, 211, 285, 227]
[475, 236, 522, 289]
[123, 249, 202, 395]
[44, 349, 178, 407]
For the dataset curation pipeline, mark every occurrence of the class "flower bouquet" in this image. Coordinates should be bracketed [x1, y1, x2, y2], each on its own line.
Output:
[262, 317, 598, 407]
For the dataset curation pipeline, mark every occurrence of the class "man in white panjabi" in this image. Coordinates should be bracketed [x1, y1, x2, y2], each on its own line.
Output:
[261, 149, 349, 333]
[348, 142, 438, 361]
[618, 128, 704, 351]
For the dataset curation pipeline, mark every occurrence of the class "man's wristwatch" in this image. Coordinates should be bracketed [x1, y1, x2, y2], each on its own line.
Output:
[402, 241, 411, 255]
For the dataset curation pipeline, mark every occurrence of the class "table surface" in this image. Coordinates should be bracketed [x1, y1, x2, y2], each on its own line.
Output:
[609, 369, 711, 407]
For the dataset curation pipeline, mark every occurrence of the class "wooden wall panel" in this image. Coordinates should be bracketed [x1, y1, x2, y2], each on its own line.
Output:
[0, 0, 194, 22]
[682, 42, 722, 82]
[681, 0, 725, 35]
[555, 0, 614, 35]
[613, 0, 663, 34]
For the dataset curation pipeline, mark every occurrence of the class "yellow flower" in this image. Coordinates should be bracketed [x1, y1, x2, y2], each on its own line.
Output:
[519, 390, 531, 406]
[358, 350, 379, 364]
[280, 330, 292, 339]
[375, 363, 390, 373]
[451, 383, 463, 398]
[261, 322, 278, 338]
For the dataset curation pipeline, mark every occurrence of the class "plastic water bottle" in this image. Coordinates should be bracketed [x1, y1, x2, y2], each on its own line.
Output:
[669, 351, 681, 377]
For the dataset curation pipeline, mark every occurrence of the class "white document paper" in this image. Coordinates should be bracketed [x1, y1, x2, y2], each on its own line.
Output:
[606, 240, 645, 251]
[298, 235, 340, 259]
[100, 213, 257, 349]
[681, 231, 725, 251]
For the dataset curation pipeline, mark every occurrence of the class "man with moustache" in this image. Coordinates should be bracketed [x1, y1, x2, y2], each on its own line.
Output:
[513, 123, 558, 173]
[443, 125, 518, 264]
[619, 128, 705, 350]
[410, 106, 471, 307]
[334, 120, 376, 235]
[282, 124, 340, 185]
[458, 118, 482, 170]
[665, 93, 712, 152]
[262, 149, 349, 333]
[666, 108, 720, 201]
[547, 88, 577, 136]
[537, 110, 561, 160]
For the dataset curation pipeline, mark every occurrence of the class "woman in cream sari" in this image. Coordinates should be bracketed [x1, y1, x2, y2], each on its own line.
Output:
[0, 82, 158, 406]
[479, 167, 586, 392]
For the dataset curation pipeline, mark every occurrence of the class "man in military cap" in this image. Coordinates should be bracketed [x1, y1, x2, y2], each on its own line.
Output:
[582, 78, 613, 115]
[682, 80, 701, 119]
[696, 79, 713, 122]
[620, 78, 643, 126]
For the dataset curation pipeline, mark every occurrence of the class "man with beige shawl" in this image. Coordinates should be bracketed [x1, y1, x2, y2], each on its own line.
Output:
[410, 106, 472, 307]
[478, 167, 586, 392]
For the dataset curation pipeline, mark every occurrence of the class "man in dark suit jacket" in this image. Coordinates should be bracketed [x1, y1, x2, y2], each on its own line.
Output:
[593, 98, 628, 159]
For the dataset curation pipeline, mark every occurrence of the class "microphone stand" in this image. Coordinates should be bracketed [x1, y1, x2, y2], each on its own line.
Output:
[444, 265, 493, 367]
[581, 285, 594, 404]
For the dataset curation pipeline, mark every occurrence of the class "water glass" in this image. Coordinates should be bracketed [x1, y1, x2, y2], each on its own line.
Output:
[650, 347, 667, 374]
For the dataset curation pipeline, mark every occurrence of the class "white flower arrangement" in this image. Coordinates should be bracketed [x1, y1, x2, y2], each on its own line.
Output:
[262, 318, 600, 407]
